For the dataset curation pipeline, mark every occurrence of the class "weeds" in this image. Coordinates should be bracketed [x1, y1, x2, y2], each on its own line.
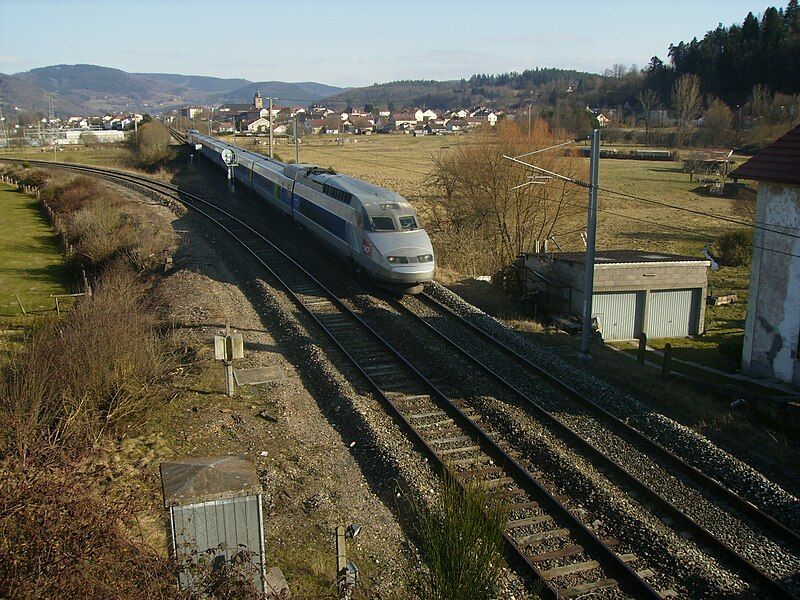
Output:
[714, 229, 752, 267]
[0, 457, 183, 599]
[409, 474, 508, 600]
[0, 262, 173, 460]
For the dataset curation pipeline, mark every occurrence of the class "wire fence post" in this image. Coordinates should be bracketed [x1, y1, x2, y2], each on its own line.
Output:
[662, 343, 673, 379]
[578, 128, 601, 361]
[637, 332, 648, 366]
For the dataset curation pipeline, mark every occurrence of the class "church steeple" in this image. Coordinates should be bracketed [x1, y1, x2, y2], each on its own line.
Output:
[253, 90, 263, 109]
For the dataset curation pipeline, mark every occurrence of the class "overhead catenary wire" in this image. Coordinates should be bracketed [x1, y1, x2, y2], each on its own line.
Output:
[506, 153, 800, 243]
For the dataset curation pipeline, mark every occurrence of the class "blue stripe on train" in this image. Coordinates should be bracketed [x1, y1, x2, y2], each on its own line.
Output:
[298, 197, 347, 241]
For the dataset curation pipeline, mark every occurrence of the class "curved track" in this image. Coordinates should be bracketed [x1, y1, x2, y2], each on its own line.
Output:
[4, 154, 798, 598]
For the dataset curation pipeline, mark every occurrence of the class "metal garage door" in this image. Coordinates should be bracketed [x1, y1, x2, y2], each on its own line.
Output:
[647, 289, 695, 338]
[592, 292, 640, 341]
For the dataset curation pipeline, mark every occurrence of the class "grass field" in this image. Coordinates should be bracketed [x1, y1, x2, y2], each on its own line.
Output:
[1, 144, 133, 169]
[0, 184, 73, 321]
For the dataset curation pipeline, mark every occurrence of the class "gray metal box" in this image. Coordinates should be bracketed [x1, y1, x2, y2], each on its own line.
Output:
[161, 456, 266, 593]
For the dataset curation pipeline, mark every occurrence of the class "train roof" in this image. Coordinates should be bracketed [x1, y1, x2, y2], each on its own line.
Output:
[287, 164, 408, 208]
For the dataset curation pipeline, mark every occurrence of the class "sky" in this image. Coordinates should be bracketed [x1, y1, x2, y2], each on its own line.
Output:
[0, 0, 778, 87]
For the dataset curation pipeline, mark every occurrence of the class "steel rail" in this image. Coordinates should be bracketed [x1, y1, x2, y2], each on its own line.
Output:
[395, 293, 797, 599]
[4, 158, 661, 599]
[419, 290, 800, 549]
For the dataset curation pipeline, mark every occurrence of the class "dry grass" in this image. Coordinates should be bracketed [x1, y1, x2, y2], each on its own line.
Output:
[0, 456, 182, 600]
[0, 263, 173, 460]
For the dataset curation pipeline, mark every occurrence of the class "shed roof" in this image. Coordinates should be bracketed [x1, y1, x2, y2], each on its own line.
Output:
[160, 455, 262, 507]
[730, 123, 800, 185]
[534, 250, 708, 265]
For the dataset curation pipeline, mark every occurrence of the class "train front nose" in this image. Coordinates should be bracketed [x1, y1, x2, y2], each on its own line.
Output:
[368, 230, 435, 285]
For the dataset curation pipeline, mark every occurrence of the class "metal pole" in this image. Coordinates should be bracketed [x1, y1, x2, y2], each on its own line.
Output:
[521, 99, 534, 135]
[294, 116, 299, 164]
[578, 128, 601, 361]
[224, 361, 235, 397]
[268, 97, 273, 158]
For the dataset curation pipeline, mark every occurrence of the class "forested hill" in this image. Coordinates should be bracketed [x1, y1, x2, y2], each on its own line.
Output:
[322, 68, 598, 110]
[648, 0, 800, 104]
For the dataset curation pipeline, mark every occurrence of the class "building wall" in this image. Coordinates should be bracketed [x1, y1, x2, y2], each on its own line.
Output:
[525, 256, 709, 339]
[742, 181, 800, 386]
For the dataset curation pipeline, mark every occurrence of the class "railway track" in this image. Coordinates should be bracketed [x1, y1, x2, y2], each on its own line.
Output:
[5, 156, 798, 597]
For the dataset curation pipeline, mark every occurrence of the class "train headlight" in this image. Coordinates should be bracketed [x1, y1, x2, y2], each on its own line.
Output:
[417, 254, 434, 263]
[387, 256, 409, 264]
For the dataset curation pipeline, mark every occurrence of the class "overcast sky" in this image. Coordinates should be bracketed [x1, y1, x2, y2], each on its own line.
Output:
[1, 0, 774, 87]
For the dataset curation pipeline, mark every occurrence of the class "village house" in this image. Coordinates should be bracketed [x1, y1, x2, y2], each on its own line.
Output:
[446, 118, 467, 132]
[390, 113, 417, 130]
[179, 106, 202, 119]
[596, 113, 611, 127]
[304, 118, 325, 134]
[414, 108, 439, 122]
[246, 117, 271, 133]
[349, 116, 374, 134]
[731, 123, 800, 388]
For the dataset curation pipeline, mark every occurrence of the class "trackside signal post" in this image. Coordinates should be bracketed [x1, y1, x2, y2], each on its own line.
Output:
[214, 324, 244, 397]
[221, 147, 237, 193]
[578, 128, 601, 361]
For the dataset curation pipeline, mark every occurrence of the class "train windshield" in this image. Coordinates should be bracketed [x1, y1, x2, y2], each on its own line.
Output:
[399, 216, 418, 231]
[371, 216, 396, 231]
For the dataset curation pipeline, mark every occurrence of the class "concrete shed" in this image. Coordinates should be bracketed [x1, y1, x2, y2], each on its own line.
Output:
[524, 250, 710, 341]
[731, 123, 800, 387]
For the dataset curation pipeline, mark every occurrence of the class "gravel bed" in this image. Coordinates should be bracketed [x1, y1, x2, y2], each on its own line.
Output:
[402, 293, 800, 591]
[340, 292, 758, 597]
[425, 282, 800, 533]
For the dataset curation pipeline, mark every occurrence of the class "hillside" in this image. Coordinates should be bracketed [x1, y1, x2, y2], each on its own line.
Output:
[2, 64, 343, 117]
[0, 73, 87, 117]
[216, 80, 345, 105]
[323, 68, 599, 110]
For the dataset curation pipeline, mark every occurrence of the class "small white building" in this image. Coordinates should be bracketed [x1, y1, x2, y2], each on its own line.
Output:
[524, 250, 710, 341]
[732, 123, 800, 387]
[246, 117, 271, 132]
[414, 108, 438, 122]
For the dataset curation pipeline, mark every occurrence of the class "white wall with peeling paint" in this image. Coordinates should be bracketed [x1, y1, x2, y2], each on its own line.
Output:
[742, 181, 800, 387]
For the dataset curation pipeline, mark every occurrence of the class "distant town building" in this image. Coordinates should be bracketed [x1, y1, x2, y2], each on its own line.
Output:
[731, 123, 800, 387]
[253, 90, 263, 110]
[596, 113, 611, 127]
[180, 106, 201, 119]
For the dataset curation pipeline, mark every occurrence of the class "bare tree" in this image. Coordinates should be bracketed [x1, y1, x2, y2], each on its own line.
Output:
[672, 74, 702, 146]
[429, 121, 586, 275]
[134, 122, 174, 169]
[700, 97, 733, 147]
[636, 88, 660, 146]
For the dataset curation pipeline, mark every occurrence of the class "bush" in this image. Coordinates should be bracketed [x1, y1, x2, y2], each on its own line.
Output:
[714, 229, 752, 267]
[0, 457, 182, 599]
[135, 122, 176, 170]
[70, 202, 137, 268]
[0, 263, 172, 459]
[48, 176, 105, 216]
[410, 474, 507, 600]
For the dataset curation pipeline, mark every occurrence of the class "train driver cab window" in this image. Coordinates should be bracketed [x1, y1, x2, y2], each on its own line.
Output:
[399, 216, 418, 231]
[371, 216, 396, 231]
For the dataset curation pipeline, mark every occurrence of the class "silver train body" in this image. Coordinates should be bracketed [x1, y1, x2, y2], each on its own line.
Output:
[185, 131, 435, 293]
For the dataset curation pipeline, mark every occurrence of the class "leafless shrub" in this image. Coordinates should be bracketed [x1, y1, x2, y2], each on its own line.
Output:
[69, 201, 138, 268]
[0, 456, 184, 600]
[46, 175, 105, 216]
[0, 263, 173, 460]
[428, 120, 587, 276]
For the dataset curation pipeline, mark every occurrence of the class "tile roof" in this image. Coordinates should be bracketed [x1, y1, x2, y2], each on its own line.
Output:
[730, 123, 800, 185]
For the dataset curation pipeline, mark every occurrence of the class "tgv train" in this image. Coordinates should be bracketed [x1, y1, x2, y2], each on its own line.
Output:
[185, 131, 435, 294]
